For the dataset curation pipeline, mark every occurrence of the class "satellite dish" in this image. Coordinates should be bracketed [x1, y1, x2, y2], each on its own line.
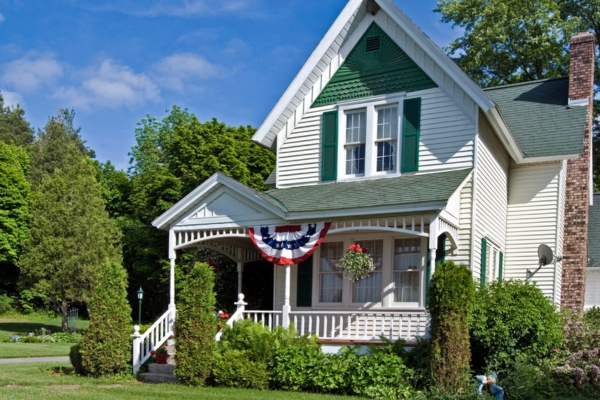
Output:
[538, 244, 554, 266]
[527, 244, 559, 281]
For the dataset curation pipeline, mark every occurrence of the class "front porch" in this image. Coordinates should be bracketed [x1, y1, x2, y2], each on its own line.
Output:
[132, 171, 469, 372]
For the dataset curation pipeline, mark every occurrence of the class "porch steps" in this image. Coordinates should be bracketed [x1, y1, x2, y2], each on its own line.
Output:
[140, 363, 177, 383]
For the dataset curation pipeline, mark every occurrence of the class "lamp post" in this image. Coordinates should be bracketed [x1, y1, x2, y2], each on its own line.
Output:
[137, 287, 144, 325]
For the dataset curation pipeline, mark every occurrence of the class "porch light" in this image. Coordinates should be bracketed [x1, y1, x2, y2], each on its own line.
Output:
[137, 287, 144, 325]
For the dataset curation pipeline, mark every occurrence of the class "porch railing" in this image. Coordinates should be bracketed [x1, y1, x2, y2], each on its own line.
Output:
[132, 307, 176, 374]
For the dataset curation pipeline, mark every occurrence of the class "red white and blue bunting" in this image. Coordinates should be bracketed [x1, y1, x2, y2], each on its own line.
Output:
[248, 222, 331, 265]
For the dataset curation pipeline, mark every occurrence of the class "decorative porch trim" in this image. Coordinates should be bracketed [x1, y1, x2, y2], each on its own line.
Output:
[328, 216, 429, 236]
[436, 217, 459, 250]
[173, 227, 248, 250]
[199, 240, 263, 264]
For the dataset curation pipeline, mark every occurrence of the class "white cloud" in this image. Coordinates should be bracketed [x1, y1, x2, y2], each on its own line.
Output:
[0, 89, 23, 108]
[55, 60, 160, 109]
[1, 53, 63, 92]
[81, 0, 251, 17]
[152, 52, 218, 91]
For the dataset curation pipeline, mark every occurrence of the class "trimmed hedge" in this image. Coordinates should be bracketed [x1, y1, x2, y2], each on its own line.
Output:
[212, 349, 268, 389]
[78, 260, 132, 377]
[175, 262, 216, 386]
[428, 261, 475, 393]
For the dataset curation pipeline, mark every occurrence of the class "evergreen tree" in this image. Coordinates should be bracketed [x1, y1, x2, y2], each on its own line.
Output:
[0, 142, 30, 293]
[79, 259, 132, 377]
[0, 92, 34, 147]
[19, 145, 121, 330]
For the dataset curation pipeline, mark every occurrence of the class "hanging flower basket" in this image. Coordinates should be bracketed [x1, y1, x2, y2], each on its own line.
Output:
[339, 243, 374, 281]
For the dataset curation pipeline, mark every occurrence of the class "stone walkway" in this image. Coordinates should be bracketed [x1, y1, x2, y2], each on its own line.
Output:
[0, 356, 69, 364]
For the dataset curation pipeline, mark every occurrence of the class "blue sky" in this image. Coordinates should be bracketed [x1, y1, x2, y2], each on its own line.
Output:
[0, 0, 462, 170]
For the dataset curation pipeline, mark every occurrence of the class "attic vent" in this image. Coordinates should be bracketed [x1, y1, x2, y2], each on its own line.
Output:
[366, 36, 381, 52]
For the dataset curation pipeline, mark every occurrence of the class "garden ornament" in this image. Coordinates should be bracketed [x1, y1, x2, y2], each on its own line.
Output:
[476, 372, 504, 399]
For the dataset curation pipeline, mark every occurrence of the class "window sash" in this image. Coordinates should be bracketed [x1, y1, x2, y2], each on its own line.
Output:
[319, 242, 344, 303]
[352, 240, 383, 303]
[393, 238, 421, 303]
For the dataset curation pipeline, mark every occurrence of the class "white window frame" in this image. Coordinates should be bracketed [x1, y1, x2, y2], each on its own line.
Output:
[337, 94, 405, 181]
[311, 233, 426, 310]
[483, 238, 502, 283]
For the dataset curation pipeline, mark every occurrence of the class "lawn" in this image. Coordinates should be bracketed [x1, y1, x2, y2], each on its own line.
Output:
[0, 314, 89, 341]
[0, 362, 357, 400]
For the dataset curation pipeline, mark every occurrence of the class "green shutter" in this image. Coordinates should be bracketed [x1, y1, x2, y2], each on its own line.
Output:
[402, 98, 420, 172]
[296, 255, 313, 307]
[499, 251, 504, 280]
[480, 238, 487, 286]
[435, 234, 446, 264]
[321, 111, 338, 181]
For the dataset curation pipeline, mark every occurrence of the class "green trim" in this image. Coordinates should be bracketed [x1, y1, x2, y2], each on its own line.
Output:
[321, 110, 338, 181]
[480, 238, 487, 286]
[296, 255, 313, 307]
[312, 23, 437, 108]
[499, 251, 504, 280]
[401, 98, 421, 172]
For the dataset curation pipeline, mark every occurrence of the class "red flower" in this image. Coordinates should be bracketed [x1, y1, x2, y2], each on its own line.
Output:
[150, 350, 156, 356]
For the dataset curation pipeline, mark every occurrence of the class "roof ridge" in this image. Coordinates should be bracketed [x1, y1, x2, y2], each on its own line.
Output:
[483, 76, 568, 91]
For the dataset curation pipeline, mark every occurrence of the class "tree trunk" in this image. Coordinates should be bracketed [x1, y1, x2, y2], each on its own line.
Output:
[61, 294, 68, 332]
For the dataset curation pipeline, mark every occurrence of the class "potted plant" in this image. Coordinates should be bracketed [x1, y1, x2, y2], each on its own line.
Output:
[216, 310, 230, 332]
[151, 345, 169, 364]
[338, 243, 374, 281]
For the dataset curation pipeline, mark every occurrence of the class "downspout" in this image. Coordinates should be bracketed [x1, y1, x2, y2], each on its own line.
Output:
[469, 125, 480, 275]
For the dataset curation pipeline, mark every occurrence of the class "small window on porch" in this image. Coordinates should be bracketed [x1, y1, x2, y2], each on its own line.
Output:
[393, 238, 421, 302]
[352, 240, 383, 303]
[319, 242, 344, 303]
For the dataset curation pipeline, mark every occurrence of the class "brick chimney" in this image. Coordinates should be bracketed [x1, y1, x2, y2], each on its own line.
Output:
[561, 32, 595, 310]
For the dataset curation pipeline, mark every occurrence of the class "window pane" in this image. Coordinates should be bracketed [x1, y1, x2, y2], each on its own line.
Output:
[346, 111, 366, 143]
[352, 240, 383, 303]
[377, 107, 397, 140]
[377, 141, 396, 172]
[319, 242, 344, 303]
[393, 238, 421, 302]
[346, 144, 365, 174]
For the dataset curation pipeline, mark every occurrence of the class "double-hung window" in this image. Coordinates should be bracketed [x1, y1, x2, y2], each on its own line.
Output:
[321, 94, 420, 182]
[319, 242, 344, 303]
[345, 111, 366, 175]
[352, 240, 383, 303]
[480, 237, 504, 285]
[393, 238, 421, 303]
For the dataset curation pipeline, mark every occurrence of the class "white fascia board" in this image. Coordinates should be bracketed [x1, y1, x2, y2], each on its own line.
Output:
[485, 107, 524, 163]
[252, 0, 365, 150]
[284, 201, 447, 222]
[151, 172, 286, 230]
[376, 0, 495, 112]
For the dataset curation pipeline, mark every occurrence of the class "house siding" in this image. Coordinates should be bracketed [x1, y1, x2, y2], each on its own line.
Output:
[446, 177, 473, 268]
[505, 162, 563, 300]
[472, 113, 509, 283]
[277, 88, 475, 188]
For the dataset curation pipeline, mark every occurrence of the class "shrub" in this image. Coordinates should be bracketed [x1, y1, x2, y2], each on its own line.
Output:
[470, 279, 563, 371]
[269, 336, 323, 391]
[212, 349, 268, 389]
[52, 332, 82, 343]
[70, 344, 85, 374]
[217, 318, 298, 364]
[499, 357, 555, 400]
[348, 348, 415, 396]
[428, 261, 475, 393]
[0, 294, 13, 314]
[175, 262, 216, 386]
[79, 260, 132, 377]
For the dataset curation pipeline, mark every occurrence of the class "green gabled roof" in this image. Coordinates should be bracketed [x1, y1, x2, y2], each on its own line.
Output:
[312, 23, 437, 108]
[484, 77, 587, 159]
[264, 168, 276, 189]
[589, 194, 600, 267]
[261, 168, 471, 214]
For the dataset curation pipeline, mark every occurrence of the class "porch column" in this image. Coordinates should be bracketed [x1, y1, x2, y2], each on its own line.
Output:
[428, 214, 439, 279]
[169, 230, 176, 309]
[282, 264, 291, 328]
[237, 262, 244, 294]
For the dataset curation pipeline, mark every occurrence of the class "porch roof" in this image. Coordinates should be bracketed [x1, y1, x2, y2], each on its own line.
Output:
[262, 168, 472, 214]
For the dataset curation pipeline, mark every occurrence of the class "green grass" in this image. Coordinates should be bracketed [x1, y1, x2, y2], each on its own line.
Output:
[0, 362, 356, 400]
[0, 343, 73, 358]
[0, 314, 89, 341]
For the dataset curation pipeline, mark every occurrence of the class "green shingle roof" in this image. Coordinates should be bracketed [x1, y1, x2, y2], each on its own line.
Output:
[261, 168, 472, 214]
[589, 194, 600, 267]
[312, 23, 437, 108]
[484, 77, 587, 159]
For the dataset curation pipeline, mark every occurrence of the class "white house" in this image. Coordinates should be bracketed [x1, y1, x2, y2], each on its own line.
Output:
[132, 0, 595, 372]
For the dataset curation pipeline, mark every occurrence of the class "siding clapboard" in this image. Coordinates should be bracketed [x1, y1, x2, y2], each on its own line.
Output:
[472, 113, 509, 283]
[505, 162, 563, 300]
[447, 177, 473, 268]
[277, 88, 475, 188]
